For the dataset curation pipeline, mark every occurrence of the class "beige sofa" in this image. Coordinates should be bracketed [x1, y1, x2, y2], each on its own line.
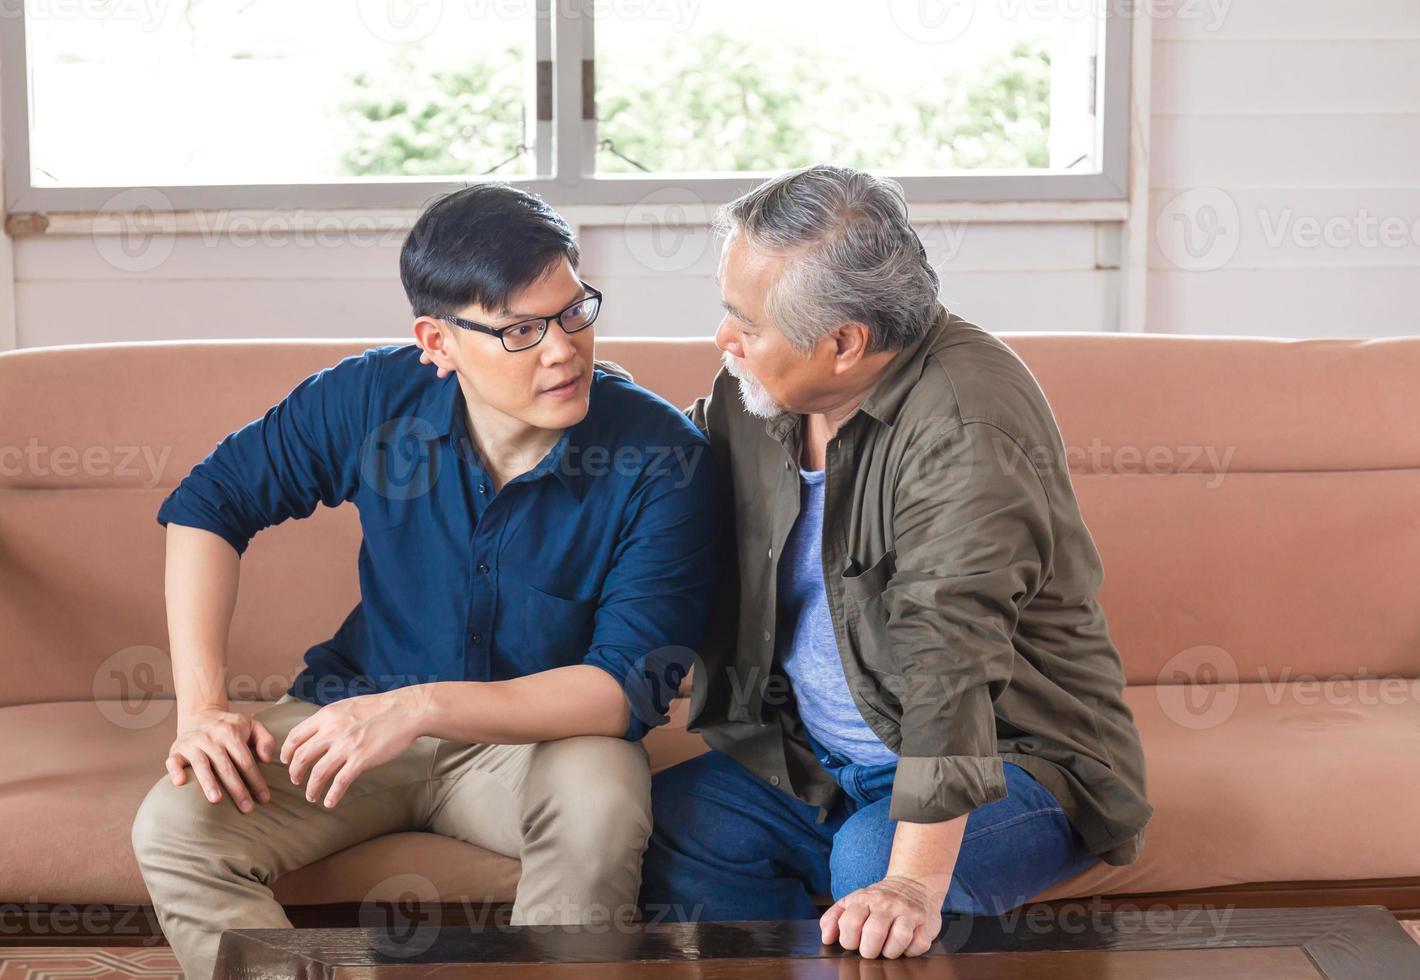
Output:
[3, 333, 1419, 922]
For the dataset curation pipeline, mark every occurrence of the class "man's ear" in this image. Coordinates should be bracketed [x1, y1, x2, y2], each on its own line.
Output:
[831, 321, 873, 372]
[413, 316, 457, 377]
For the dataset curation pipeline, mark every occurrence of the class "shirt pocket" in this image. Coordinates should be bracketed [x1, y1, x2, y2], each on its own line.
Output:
[516, 582, 600, 668]
[840, 549, 899, 675]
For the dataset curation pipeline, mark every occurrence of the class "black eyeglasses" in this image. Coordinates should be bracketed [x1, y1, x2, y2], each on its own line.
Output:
[431, 280, 603, 353]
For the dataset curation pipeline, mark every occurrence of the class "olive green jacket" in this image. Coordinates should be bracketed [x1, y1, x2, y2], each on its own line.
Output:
[685, 306, 1152, 865]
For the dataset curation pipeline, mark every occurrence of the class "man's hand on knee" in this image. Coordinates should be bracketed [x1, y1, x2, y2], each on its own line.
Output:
[166, 707, 277, 814]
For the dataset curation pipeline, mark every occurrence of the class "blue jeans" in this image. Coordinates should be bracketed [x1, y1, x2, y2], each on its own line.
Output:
[640, 743, 1099, 921]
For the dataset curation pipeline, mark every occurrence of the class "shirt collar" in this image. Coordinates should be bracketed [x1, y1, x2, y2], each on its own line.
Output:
[527, 425, 588, 500]
[419, 372, 462, 437]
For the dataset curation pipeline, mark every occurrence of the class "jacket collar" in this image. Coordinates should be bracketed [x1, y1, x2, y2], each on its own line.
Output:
[856, 304, 949, 427]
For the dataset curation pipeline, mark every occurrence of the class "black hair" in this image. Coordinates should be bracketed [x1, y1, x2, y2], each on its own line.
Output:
[400, 183, 580, 318]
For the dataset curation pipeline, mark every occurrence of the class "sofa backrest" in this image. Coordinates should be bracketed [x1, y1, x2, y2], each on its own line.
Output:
[2, 333, 1417, 708]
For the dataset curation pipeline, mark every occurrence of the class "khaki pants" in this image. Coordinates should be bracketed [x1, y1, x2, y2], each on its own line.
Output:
[131, 694, 652, 980]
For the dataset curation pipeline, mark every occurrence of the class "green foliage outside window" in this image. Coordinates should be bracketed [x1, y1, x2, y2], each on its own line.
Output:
[339, 35, 1050, 177]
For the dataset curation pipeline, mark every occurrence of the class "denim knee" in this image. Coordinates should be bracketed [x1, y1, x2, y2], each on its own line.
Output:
[827, 799, 894, 901]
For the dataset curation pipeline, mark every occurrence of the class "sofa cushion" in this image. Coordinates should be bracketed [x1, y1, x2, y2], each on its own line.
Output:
[1038, 680, 1420, 900]
[282, 681, 1420, 906]
[10, 679, 1420, 908]
[0, 699, 710, 906]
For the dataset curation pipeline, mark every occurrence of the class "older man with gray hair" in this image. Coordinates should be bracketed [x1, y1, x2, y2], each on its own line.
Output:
[640, 164, 1152, 959]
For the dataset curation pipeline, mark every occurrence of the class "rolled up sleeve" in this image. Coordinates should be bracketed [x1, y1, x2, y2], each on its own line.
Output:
[155, 351, 376, 556]
[885, 420, 1053, 823]
[582, 433, 720, 741]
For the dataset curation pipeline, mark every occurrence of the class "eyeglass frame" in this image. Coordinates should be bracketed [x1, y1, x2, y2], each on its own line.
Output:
[427, 280, 603, 353]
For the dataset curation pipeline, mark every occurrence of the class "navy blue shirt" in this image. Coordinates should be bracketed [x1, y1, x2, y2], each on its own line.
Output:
[156, 344, 718, 740]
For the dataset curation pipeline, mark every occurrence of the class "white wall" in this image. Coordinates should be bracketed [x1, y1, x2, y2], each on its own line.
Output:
[7, 2, 1418, 347]
[8, 216, 1119, 347]
[1147, 0, 1420, 337]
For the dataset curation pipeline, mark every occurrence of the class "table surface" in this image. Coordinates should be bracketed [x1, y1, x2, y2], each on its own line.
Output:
[215, 905, 1420, 979]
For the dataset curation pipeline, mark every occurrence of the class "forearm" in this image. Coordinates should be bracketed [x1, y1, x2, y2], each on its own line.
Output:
[400, 664, 632, 744]
[165, 524, 240, 724]
[886, 812, 968, 905]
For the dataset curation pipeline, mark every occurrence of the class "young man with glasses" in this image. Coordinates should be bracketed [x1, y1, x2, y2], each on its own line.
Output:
[131, 184, 718, 980]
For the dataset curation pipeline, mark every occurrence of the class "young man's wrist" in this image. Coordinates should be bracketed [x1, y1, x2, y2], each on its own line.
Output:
[172, 651, 232, 721]
[175, 699, 231, 728]
[387, 681, 449, 739]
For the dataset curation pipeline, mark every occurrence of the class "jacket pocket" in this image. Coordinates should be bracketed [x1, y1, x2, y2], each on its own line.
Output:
[840, 550, 899, 675]
[842, 550, 896, 601]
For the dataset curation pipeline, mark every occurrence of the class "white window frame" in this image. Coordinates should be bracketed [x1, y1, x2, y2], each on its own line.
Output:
[0, 0, 1132, 214]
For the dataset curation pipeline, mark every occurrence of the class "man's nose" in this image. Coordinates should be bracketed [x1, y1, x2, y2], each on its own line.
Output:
[540, 321, 576, 363]
[714, 317, 741, 357]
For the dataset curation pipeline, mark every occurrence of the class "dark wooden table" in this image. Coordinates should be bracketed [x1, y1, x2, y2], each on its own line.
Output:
[214, 905, 1419, 978]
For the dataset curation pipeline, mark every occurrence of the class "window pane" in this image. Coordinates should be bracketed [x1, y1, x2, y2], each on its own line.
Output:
[24, 0, 536, 187]
[595, 0, 1095, 176]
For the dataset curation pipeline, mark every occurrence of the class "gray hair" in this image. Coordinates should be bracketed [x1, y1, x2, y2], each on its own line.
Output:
[716, 165, 941, 355]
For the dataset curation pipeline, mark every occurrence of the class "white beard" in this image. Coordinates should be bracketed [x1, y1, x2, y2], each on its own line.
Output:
[721, 351, 785, 419]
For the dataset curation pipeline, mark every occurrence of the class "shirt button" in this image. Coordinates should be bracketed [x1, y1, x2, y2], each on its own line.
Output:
[769, 775, 781, 786]
[767, 547, 773, 560]
[763, 630, 772, 642]
[478, 484, 488, 495]
[470, 633, 482, 645]
[477, 563, 489, 574]
[784, 460, 791, 470]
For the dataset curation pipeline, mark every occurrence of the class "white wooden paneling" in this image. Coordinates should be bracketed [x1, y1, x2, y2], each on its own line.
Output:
[14, 231, 403, 282]
[1149, 188, 1420, 269]
[1146, 3, 1420, 339]
[1151, 115, 1420, 189]
[1152, 0, 1420, 40]
[1152, 40, 1420, 116]
[12, 217, 1118, 347]
[936, 270, 1119, 333]
[1147, 268, 1420, 337]
[577, 225, 721, 279]
[15, 278, 410, 348]
[583, 269, 1118, 338]
[582, 221, 1103, 279]
[570, 274, 724, 339]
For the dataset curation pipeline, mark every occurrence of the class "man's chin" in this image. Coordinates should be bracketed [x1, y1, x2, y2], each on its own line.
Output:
[722, 354, 783, 419]
[734, 377, 783, 420]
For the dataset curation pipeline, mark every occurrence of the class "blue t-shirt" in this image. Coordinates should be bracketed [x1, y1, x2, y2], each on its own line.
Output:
[156, 344, 719, 740]
[776, 465, 897, 766]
